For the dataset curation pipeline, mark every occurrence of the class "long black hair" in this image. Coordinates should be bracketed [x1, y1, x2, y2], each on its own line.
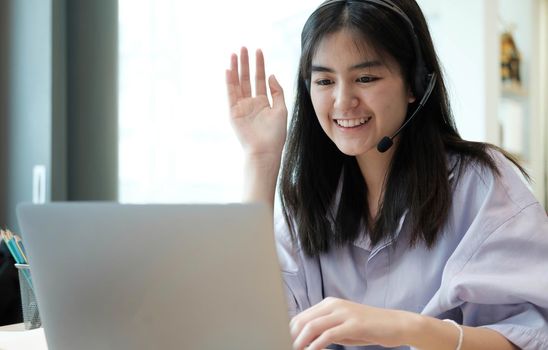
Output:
[279, 0, 526, 257]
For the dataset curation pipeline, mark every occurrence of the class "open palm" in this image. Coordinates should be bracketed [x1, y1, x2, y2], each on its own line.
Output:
[226, 47, 287, 158]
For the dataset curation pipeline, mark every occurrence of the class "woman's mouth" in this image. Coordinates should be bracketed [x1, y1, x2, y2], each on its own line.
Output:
[334, 116, 372, 128]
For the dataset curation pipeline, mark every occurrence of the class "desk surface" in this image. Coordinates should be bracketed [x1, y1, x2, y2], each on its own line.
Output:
[0, 324, 25, 332]
[0, 324, 47, 350]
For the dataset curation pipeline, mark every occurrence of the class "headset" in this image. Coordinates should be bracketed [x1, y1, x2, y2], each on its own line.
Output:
[305, 0, 437, 152]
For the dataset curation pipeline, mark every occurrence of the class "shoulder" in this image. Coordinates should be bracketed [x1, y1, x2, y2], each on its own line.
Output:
[438, 150, 548, 299]
[443, 147, 546, 257]
[450, 148, 538, 214]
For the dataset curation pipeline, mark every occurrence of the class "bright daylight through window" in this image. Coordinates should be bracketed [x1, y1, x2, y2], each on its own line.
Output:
[118, 0, 319, 203]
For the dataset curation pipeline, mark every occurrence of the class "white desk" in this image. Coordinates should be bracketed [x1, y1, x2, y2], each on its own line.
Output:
[0, 324, 24, 332]
[0, 324, 47, 350]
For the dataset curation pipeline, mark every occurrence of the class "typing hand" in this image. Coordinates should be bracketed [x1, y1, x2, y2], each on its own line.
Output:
[290, 297, 410, 350]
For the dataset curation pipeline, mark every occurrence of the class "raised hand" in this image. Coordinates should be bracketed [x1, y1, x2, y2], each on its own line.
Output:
[225, 47, 288, 159]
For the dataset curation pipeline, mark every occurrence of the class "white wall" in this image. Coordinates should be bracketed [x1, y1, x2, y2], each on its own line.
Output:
[417, 0, 498, 144]
[419, 0, 546, 206]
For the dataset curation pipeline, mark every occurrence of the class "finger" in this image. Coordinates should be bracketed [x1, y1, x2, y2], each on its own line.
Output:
[230, 52, 241, 87]
[292, 314, 343, 350]
[226, 69, 240, 110]
[268, 75, 286, 112]
[255, 48, 267, 96]
[239, 47, 252, 97]
[290, 297, 337, 333]
[305, 323, 351, 350]
[291, 308, 335, 342]
[226, 53, 242, 108]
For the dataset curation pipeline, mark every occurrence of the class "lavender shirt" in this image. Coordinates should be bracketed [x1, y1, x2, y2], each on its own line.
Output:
[275, 151, 548, 350]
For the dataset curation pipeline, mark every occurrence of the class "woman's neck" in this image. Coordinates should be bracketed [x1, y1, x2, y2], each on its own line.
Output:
[355, 147, 396, 218]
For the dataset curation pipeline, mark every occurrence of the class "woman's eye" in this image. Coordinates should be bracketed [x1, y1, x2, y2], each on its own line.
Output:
[315, 79, 333, 86]
[357, 76, 377, 83]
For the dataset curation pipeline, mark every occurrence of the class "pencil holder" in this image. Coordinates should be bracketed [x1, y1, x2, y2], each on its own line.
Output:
[15, 264, 41, 330]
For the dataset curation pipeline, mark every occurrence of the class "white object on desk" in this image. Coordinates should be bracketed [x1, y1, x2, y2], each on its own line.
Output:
[32, 165, 46, 204]
[0, 326, 47, 350]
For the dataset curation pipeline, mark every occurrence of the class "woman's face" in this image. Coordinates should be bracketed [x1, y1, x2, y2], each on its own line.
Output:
[309, 29, 415, 157]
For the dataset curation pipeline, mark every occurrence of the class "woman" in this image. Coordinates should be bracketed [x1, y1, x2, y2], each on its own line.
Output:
[225, 0, 548, 349]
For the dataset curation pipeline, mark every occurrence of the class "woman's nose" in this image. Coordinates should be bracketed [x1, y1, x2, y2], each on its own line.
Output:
[333, 84, 359, 112]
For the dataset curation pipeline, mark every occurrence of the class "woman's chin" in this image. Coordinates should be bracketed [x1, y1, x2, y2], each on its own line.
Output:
[336, 144, 374, 157]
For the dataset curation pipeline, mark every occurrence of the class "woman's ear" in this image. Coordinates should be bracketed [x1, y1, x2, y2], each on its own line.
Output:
[407, 87, 416, 103]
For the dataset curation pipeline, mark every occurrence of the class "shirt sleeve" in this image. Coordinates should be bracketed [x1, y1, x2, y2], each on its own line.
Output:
[453, 202, 548, 348]
[441, 154, 548, 349]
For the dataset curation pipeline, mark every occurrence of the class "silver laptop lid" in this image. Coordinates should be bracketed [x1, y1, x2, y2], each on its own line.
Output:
[17, 202, 292, 350]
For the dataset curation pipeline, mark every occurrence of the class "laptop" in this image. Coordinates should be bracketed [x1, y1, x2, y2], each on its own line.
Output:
[17, 202, 293, 350]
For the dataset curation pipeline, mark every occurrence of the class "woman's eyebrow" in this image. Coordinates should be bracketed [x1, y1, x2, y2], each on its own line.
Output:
[311, 60, 383, 73]
[351, 60, 383, 70]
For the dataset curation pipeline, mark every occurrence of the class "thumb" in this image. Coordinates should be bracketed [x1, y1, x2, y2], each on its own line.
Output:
[268, 75, 286, 111]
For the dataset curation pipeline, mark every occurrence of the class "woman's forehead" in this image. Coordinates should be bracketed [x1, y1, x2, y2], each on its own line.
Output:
[311, 29, 398, 70]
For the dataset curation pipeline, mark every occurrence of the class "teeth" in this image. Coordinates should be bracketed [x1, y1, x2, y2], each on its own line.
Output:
[336, 116, 371, 128]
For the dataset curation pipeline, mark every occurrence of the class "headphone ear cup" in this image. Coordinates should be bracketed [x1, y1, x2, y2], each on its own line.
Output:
[413, 65, 429, 98]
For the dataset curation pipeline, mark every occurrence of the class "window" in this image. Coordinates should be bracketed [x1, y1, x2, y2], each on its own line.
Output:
[118, 0, 318, 203]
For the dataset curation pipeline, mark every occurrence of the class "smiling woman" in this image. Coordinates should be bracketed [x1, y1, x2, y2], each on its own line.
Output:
[225, 0, 548, 349]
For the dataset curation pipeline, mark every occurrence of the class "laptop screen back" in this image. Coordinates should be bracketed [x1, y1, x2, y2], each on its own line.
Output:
[17, 202, 292, 350]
